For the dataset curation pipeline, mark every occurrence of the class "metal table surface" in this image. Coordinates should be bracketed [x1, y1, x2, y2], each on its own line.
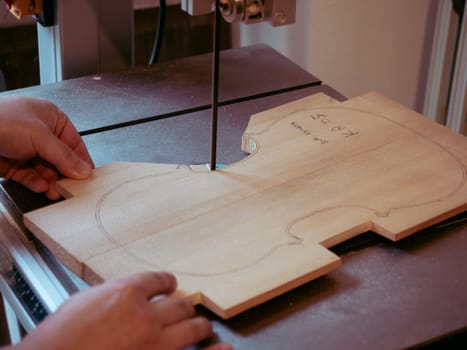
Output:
[0, 44, 320, 135]
[1, 45, 467, 349]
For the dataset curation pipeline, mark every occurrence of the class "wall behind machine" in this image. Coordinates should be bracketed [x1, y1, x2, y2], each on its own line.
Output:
[232, 0, 437, 113]
[0, 4, 230, 90]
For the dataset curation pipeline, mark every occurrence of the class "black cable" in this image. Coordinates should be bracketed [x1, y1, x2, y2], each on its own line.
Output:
[149, 0, 167, 64]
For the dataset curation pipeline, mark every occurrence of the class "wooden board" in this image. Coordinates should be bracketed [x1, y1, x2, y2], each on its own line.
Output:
[24, 92, 467, 318]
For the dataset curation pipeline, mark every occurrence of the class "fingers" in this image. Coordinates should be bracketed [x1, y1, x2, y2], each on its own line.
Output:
[152, 297, 195, 326]
[51, 109, 95, 169]
[0, 158, 51, 195]
[150, 291, 226, 350]
[0, 96, 94, 190]
[34, 161, 62, 200]
[115, 272, 217, 349]
[0, 158, 65, 200]
[25, 98, 94, 180]
[117, 271, 178, 300]
[2, 164, 49, 193]
[161, 316, 215, 350]
[99, 272, 230, 350]
[33, 128, 93, 180]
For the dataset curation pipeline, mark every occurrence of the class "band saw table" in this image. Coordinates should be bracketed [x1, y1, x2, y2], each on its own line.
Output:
[0, 45, 466, 349]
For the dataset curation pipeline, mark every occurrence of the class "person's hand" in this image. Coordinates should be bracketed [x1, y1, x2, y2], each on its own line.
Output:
[15, 272, 232, 350]
[0, 96, 94, 200]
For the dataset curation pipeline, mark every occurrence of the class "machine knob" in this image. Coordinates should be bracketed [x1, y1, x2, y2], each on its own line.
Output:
[219, 0, 264, 24]
[219, 0, 245, 23]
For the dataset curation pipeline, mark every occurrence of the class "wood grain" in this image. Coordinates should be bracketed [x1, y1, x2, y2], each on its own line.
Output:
[24, 92, 467, 318]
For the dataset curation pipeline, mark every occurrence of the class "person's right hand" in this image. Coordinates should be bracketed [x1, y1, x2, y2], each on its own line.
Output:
[15, 272, 232, 350]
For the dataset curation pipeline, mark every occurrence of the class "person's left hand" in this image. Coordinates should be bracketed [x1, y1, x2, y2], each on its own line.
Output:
[0, 96, 94, 200]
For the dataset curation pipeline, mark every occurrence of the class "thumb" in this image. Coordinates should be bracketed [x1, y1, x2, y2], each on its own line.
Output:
[35, 130, 93, 179]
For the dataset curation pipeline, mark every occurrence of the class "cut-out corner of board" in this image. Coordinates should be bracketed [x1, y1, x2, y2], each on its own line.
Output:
[171, 244, 342, 319]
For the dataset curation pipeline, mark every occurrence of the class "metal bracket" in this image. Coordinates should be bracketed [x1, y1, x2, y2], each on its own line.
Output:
[182, 0, 296, 26]
[37, 0, 133, 84]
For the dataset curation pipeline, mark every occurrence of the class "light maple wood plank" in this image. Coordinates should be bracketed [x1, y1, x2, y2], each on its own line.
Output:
[24, 92, 467, 318]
